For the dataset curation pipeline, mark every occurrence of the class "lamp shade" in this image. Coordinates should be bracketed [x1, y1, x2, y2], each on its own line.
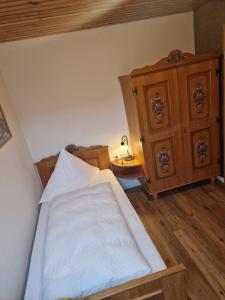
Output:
[119, 135, 134, 161]
[119, 143, 129, 152]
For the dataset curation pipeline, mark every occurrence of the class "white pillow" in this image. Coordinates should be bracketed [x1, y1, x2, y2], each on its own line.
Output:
[39, 148, 100, 203]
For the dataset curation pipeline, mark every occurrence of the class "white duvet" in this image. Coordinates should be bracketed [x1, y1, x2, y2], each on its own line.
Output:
[43, 182, 151, 300]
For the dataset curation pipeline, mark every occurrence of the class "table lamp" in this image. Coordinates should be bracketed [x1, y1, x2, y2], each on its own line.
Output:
[120, 135, 134, 161]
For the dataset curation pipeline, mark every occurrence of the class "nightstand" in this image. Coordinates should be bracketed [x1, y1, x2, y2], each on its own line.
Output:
[111, 158, 144, 179]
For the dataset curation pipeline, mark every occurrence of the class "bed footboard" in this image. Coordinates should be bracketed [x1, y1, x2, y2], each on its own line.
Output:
[60, 264, 186, 300]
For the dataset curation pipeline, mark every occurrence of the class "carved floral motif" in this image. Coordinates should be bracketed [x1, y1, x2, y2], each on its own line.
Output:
[158, 147, 170, 173]
[196, 138, 208, 161]
[166, 50, 186, 64]
[152, 92, 165, 123]
[192, 84, 206, 113]
[65, 144, 79, 153]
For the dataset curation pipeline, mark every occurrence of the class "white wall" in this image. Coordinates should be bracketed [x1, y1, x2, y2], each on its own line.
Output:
[0, 75, 42, 299]
[0, 12, 195, 162]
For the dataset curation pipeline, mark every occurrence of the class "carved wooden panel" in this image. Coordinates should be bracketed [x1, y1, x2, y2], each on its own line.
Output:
[191, 129, 211, 169]
[129, 53, 219, 195]
[166, 49, 187, 64]
[144, 82, 170, 131]
[178, 59, 219, 183]
[152, 138, 175, 179]
[188, 72, 210, 121]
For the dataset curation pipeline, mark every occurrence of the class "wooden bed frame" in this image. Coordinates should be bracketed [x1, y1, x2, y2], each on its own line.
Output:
[36, 144, 187, 300]
[36, 144, 111, 187]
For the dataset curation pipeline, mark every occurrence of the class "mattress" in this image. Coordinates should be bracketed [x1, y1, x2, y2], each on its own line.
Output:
[25, 169, 166, 300]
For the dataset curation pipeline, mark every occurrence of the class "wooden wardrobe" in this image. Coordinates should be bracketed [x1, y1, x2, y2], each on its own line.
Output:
[120, 50, 220, 199]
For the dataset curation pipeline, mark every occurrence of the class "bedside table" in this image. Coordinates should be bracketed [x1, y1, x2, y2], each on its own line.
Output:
[111, 158, 144, 179]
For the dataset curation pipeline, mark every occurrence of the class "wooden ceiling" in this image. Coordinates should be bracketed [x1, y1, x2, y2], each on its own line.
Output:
[0, 0, 209, 43]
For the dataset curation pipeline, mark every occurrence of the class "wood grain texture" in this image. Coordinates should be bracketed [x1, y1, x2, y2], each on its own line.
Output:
[60, 264, 186, 300]
[194, 0, 225, 54]
[194, 3, 225, 180]
[126, 181, 225, 299]
[131, 51, 219, 77]
[0, 0, 208, 42]
[133, 67, 186, 195]
[178, 59, 220, 183]
[111, 158, 144, 179]
[122, 51, 220, 197]
[79, 264, 186, 300]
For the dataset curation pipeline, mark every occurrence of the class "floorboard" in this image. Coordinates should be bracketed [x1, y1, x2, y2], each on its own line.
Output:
[126, 181, 225, 300]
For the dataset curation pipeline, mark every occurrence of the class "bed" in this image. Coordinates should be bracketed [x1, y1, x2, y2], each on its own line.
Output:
[25, 144, 186, 300]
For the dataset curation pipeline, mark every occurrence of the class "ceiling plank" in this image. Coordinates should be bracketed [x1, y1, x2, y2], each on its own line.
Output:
[0, 0, 207, 42]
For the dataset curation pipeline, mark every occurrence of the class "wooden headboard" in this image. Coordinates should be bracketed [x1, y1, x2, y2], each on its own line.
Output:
[36, 144, 110, 187]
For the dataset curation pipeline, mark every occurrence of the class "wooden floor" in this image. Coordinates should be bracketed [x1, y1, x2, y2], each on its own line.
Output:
[126, 181, 225, 300]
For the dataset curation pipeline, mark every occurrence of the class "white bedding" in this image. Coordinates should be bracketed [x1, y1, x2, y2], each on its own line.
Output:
[25, 169, 166, 300]
[43, 183, 151, 299]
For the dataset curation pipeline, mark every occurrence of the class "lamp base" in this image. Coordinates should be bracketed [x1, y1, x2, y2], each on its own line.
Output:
[124, 155, 135, 161]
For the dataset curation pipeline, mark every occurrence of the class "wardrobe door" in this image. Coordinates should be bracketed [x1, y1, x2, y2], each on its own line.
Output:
[133, 69, 186, 195]
[178, 59, 220, 183]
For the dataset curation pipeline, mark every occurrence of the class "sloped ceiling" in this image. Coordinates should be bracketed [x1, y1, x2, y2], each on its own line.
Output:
[0, 0, 209, 42]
